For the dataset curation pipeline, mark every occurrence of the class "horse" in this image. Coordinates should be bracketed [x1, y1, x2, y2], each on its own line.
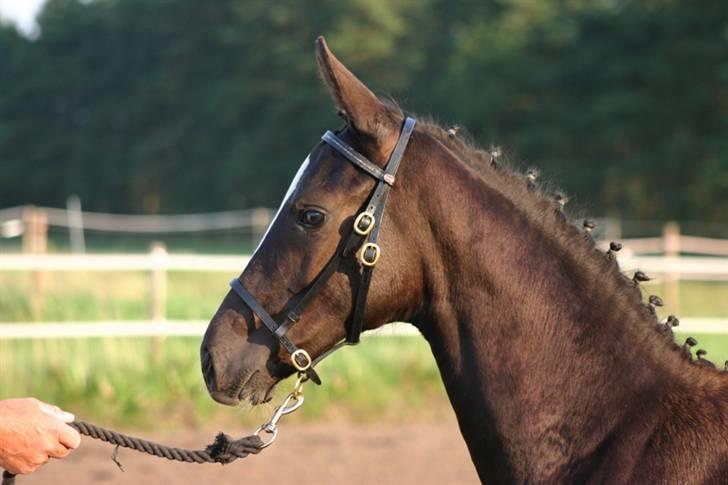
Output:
[201, 36, 728, 484]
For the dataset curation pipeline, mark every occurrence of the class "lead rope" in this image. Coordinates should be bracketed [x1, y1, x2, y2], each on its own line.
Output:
[2, 426, 263, 485]
[1, 375, 308, 485]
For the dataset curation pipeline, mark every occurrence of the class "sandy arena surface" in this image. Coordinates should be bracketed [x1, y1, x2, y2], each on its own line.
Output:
[17, 420, 479, 485]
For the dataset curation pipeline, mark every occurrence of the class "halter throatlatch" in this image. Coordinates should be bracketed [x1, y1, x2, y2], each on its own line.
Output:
[229, 117, 417, 385]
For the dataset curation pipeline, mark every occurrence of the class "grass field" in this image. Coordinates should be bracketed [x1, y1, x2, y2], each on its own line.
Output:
[0, 336, 447, 428]
[0, 271, 225, 321]
[1, 270, 728, 427]
[2, 332, 728, 428]
[2, 271, 728, 322]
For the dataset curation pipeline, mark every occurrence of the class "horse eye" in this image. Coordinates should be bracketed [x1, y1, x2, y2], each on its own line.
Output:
[300, 209, 326, 228]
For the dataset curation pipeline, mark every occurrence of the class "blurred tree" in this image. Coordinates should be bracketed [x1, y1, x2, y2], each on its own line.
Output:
[441, 0, 728, 220]
[0, 0, 725, 222]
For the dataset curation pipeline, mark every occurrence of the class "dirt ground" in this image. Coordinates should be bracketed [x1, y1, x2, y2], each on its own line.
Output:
[18, 419, 479, 485]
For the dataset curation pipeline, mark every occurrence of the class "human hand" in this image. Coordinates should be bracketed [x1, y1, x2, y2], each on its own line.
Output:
[0, 398, 81, 475]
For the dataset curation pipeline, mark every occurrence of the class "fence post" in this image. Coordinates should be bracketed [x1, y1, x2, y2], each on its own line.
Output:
[22, 206, 48, 254]
[149, 241, 167, 361]
[66, 195, 86, 254]
[23, 206, 48, 320]
[149, 241, 167, 321]
[601, 217, 622, 242]
[663, 221, 681, 314]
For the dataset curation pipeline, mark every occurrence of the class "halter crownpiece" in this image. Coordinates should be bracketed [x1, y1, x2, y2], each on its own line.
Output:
[229, 117, 417, 385]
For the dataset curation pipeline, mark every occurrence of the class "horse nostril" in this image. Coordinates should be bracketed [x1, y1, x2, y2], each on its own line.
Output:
[201, 347, 216, 389]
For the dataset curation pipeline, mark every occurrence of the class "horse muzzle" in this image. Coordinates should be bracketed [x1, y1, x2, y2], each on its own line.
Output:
[200, 308, 279, 406]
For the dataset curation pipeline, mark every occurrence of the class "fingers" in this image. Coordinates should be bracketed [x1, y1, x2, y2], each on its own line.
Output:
[38, 402, 75, 423]
[37, 400, 81, 449]
[56, 423, 81, 450]
[48, 442, 71, 459]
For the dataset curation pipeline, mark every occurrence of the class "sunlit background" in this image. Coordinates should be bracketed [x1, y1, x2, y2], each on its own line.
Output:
[0, 0, 727, 482]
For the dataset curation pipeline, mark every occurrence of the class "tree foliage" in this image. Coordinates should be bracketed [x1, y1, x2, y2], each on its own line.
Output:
[0, 0, 726, 221]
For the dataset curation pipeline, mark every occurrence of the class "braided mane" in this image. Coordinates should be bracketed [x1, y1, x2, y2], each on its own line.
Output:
[411, 112, 714, 368]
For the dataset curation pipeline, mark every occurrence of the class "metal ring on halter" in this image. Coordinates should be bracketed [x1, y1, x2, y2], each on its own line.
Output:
[290, 348, 312, 371]
[353, 211, 375, 236]
[358, 243, 381, 267]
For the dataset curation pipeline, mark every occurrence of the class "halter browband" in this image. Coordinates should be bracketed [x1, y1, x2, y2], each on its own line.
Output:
[229, 117, 417, 385]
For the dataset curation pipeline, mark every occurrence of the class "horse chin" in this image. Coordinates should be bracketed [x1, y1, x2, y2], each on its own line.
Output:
[237, 370, 278, 406]
[207, 369, 275, 407]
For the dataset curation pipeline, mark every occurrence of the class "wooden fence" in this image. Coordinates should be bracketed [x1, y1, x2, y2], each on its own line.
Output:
[3, 206, 728, 335]
[1, 246, 728, 322]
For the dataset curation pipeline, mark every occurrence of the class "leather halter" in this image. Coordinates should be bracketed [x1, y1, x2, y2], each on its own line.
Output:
[229, 117, 417, 385]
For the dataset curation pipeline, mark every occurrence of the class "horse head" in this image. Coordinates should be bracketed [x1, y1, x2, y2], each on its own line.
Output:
[200, 37, 426, 405]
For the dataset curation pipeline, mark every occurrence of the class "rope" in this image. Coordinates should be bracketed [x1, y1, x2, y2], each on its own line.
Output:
[2, 421, 264, 485]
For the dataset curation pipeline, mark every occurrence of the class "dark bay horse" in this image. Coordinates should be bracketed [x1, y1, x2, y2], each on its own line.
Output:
[201, 37, 728, 484]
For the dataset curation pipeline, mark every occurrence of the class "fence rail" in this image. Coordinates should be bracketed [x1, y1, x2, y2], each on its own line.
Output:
[1, 249, 727, 325]
[597, 236, 728, 257]
[1, 319, 725, 339]
[3, 204, 728, 256]
[0, 253, 250, 272]
[4, 205, 728, 328]
[0, 320, 419, 339]
[1, 253, 727, 278]
[0, 204, 275, 233]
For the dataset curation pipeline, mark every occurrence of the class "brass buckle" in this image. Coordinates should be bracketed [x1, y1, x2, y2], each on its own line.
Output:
[358, 242, 381, 267]
[353, 211, 375, 236]
[290, 349, 312, 372]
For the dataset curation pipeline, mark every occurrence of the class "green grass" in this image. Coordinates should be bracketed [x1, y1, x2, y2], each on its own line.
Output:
[1, 271, 727, 322]
[3, 333, 728, 429]
[0, 336, 447, 428]
[1, 270, 727, 428]
[0, 271, 227, 321]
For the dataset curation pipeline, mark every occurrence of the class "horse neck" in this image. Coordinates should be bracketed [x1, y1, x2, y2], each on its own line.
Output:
[401, 137, 698, 482]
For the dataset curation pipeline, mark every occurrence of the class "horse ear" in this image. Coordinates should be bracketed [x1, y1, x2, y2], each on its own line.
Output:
[315, 36, 395, 140]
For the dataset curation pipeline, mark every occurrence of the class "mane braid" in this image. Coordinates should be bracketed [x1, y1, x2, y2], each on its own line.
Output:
[373, 100, 713, 367]
[406, 113, 713, 366]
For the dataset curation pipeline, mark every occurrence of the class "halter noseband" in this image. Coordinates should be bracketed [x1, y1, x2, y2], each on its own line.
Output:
[229, 117, 417, 385]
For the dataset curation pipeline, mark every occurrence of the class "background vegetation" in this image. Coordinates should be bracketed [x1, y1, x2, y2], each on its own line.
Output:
[2, 0, 727, 427]
[2, 332, 727, 426]
[2, 271, 728, 322]
[0, 336, 449, 427]
[1, 0, 727, 222]
[2, 270, 727, 425]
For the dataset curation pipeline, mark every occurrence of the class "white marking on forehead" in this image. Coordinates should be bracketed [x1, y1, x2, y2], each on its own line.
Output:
[251, 155, 311, 257]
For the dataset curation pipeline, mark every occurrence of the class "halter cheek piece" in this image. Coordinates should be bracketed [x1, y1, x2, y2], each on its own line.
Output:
[229, 117, 417, 385]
